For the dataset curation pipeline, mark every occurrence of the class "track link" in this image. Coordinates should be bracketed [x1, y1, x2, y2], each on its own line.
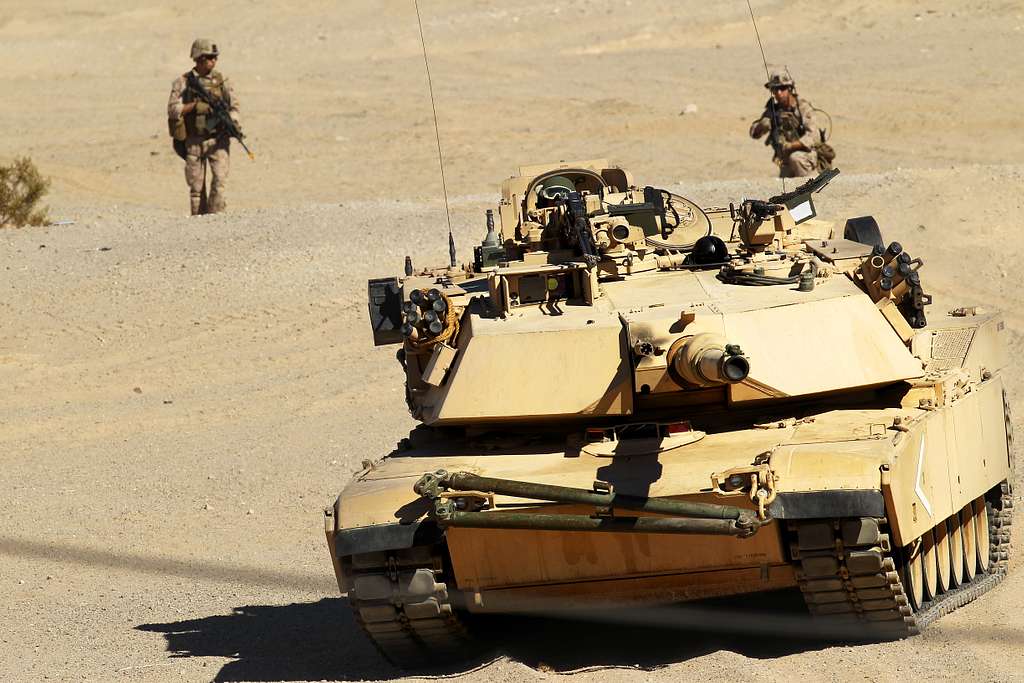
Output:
[790, 480, 1012, 639]
[344, 544, 476, 669]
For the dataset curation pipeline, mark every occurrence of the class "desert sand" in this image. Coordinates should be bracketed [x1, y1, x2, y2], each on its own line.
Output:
[2, 1, 1023, 681]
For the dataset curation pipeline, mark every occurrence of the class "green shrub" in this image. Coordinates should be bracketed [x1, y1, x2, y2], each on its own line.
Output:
[0, 157, 50, 228]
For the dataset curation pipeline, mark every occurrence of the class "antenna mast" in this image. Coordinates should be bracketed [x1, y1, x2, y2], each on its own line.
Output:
[413, 0, 457, 267]
[746, 0, 772, 84]
[745, 0, 785, 192]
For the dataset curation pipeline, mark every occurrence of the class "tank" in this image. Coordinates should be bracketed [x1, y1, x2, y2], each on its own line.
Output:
[325, 160, 1014, 668]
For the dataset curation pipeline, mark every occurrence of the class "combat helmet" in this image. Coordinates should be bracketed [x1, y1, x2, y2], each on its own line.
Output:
[190, 38, 219, 61]
[764, 67, 794, 90]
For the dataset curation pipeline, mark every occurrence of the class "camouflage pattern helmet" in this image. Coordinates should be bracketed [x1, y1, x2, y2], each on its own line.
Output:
[764, 67, 794, 90]
[190, 38, 220, 61]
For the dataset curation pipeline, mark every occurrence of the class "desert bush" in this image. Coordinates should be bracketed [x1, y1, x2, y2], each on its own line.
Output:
[0, 157, 50, 228]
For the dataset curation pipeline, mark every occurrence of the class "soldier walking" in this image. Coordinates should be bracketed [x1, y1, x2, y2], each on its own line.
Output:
[749, 68, 833, 178]
[167, 39, 241, 215]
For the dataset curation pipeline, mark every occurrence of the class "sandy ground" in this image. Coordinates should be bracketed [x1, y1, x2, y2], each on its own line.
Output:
[2, 1, 1024, 681]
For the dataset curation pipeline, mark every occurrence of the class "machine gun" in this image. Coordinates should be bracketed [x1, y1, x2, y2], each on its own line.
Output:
[768, 167, 839, 204]
[186, 72, 254, 160]
[561, 191, 600, 266]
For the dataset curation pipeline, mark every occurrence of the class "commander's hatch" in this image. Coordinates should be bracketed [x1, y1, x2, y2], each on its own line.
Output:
[499, 161, 635, 237]
[604, 187, 711, 250]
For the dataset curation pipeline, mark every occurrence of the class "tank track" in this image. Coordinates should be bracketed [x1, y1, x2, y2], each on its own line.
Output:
[790, 480, 1013, 639]
[344, 544, 476, 669]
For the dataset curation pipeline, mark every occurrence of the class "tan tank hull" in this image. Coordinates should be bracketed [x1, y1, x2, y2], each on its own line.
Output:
[328, 373, 1010, 597]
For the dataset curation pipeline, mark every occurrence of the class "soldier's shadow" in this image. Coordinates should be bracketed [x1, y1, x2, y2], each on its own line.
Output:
[137, 591, 833, 680]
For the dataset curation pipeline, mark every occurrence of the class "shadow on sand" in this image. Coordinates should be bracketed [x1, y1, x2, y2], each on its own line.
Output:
[138, 589, 844, 681]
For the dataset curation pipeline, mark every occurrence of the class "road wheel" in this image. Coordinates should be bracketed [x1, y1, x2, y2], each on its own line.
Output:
[902, 537, 926, 610]
[934, 517, 952, 593]
[961, 504, 978, 582]
[921, 528, 939, 600]
[974, 497, 991, 573]
[948, 514, 964, 587]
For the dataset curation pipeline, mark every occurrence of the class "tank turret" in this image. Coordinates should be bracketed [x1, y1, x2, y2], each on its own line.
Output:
[367, 163, 928, 424]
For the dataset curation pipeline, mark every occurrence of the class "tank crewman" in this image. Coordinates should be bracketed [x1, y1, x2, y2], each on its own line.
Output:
[749, 69, 828, 178]
[167, 39, 240, 215]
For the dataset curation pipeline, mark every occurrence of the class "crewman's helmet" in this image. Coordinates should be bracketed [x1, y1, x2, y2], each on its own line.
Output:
[764, 68, 795, 90]
[538, 176, 575, 202]
[190, 39, 220, 61]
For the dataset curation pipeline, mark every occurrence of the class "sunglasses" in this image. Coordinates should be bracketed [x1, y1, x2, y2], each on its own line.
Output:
[201, 54, 218, 61]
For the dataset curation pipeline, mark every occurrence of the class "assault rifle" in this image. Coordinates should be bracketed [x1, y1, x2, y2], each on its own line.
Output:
[186, 72, 254, 160]
[765, 97, 785, 164]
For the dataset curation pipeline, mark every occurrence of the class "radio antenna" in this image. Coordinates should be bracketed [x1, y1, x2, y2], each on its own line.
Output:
[413, 0, 457, 267]
[746, 0, 771, 83]
[745, 0, 785, 193]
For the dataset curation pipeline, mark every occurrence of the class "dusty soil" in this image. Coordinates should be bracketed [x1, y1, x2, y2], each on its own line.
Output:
[2, 1, 1023, 681]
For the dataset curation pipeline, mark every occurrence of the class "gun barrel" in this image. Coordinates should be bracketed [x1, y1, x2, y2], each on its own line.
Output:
[672, 333, 750, 387]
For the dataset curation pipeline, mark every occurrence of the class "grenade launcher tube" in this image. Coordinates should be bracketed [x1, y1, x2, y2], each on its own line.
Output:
[440, 471, 744, 521]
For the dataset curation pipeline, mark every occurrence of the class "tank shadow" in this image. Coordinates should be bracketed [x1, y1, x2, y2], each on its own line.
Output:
[480, 588, 835, 671]
[595, 450, 664, 498]
[138, 590, 837, 680]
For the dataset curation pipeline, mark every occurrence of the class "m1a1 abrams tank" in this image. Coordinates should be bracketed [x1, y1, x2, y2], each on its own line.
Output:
[325, 159, 1013, 668]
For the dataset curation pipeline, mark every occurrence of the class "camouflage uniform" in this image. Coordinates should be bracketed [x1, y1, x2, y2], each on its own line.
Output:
[167, 40, 240, 215]
[749, 69, 825, 179]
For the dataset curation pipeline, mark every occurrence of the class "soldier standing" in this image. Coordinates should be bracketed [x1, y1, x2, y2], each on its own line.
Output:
[749, 69, 832, 178]
[167, 39, 241, 215]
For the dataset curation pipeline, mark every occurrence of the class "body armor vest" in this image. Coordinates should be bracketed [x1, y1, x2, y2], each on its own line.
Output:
[183, 70, 228, 138]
